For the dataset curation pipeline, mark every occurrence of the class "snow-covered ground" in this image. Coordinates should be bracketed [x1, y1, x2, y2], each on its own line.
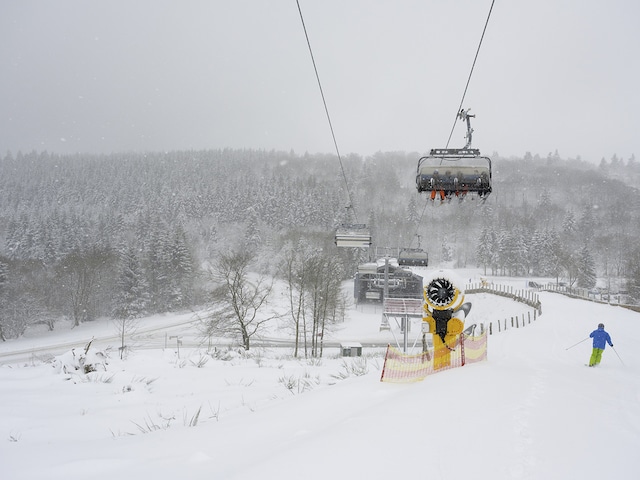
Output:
[1, 270, 639, 480]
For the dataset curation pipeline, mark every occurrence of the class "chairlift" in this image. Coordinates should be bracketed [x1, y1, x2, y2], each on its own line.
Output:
[335, 224, 371, 248]
[416, 149, 492, 200]
[398, 248, 429, 267]
[415, 110, 492, 201]
[354, 261, 423, 303]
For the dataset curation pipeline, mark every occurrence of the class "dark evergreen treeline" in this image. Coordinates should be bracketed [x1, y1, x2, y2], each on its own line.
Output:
[0, 148, 638, 339]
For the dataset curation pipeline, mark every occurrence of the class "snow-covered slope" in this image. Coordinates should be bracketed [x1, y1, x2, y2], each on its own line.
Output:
[1, 284, 639, 480]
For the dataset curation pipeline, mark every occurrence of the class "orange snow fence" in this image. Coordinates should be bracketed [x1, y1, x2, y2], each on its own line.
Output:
[380, 330, 487, 383]
[462, 331, 488, 364]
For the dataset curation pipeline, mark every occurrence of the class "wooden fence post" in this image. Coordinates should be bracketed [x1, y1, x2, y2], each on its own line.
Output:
[470, 281, 544, 335]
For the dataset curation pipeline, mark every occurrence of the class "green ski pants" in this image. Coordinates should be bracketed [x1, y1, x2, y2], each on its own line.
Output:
[589, 348, 604, 366]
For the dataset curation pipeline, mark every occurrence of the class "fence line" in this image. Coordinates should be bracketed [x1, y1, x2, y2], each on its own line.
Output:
[539, 284, 640, 313]
[465, 282, 541, 335]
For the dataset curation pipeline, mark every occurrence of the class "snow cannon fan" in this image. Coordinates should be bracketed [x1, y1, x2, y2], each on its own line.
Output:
[422, 270, 472, 351]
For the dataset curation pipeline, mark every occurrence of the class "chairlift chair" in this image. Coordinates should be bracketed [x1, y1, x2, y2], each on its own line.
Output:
[335, 224, 372, 248]
[398, 248, 429, 267]
[416, 148, 492, 200]
[416, 109, 492, 201]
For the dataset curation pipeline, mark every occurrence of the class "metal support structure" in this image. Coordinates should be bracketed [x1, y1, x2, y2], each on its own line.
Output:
[458, 109, 475, 149]
[382, 297, 423, 353]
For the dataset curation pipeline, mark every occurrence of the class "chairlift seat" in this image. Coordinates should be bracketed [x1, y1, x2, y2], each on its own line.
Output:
[335, 224, 371, 248]
[398, 248, 429, 267]
[416, 149, 492, 197]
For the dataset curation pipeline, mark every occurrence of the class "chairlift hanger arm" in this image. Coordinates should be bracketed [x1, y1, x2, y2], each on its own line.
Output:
[458, 109, 475, 149]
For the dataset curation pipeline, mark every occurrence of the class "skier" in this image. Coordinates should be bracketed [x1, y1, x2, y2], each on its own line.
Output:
[588, 323, 613, 367]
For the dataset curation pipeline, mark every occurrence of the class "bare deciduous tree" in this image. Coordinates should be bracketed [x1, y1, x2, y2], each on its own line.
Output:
[113, 317, 138, 359]
[280, 243, 307, 358]
[58, 248, 114, 327]
[204, 250, 278, 350]
[304, 251, 346, 358]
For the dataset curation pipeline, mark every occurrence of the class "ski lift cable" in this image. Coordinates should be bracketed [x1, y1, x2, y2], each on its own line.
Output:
[296, 0, 359, 223]
[445, 0, 495, 149]
[410, 0, 495, 248]
[411, 199, 431, 248]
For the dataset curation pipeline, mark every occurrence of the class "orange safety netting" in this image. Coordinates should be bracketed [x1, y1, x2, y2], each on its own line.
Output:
[463, 331, 488, 364]
[380, 331, 487, 383]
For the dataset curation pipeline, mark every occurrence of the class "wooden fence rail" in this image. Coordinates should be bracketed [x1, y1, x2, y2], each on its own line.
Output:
[465, 283, 541, 335]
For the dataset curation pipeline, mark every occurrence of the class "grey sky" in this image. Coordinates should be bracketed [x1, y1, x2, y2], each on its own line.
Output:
[1, 1, 638, 163]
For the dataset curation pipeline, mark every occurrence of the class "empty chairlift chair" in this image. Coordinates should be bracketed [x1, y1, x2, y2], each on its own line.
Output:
[335, 224, 372, 248]
[398, 248, 429, 267]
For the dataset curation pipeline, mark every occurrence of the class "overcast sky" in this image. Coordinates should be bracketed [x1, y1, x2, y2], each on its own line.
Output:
[1, 1, 638, 163]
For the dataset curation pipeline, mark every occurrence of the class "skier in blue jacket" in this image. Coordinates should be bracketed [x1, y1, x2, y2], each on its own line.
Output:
[588, 323, 613, 367]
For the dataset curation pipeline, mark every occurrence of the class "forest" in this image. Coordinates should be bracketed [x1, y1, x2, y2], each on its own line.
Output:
[0, 148, 639, 341]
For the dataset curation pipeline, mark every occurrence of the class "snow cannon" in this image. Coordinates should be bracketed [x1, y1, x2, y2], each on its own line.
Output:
[422, 270, 472, 369]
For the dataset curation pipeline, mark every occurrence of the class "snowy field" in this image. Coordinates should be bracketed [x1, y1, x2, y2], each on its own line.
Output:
[1, 270, 639, 480]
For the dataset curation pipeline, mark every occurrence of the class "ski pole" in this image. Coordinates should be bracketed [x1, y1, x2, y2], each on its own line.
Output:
[612, 346, 625, 366]
[565, 337, 589, 350]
